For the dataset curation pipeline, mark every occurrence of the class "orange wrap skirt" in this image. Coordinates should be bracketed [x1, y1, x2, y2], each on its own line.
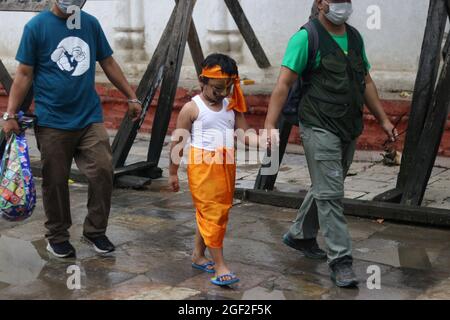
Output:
[187, 146, 236, 249]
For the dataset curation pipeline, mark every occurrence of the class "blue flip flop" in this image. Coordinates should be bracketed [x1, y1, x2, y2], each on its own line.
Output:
[192, 261, 215, 274]
[211, 273, 240, 286]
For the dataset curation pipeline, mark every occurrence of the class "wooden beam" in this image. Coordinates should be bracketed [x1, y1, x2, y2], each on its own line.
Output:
[175, 0, 204, 76]
[235, 188, 450, 228]
[114, 175, 152, 190]
[401, 33, 450, 206]
[373, 187, 403, 203]
[0, 0, 86, 12]
[187, 19, 204, 77]
[223, 0, 271, 69]
[111, 4, 179, 168]
[114, 161, 162, 179]
[147, 0, 196, 165]
[395, 0, 448, 190]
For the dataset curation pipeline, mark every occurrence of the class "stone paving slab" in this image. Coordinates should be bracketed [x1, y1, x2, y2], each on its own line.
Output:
[0, 180, 449, 300]
[0, 131, 449, 300]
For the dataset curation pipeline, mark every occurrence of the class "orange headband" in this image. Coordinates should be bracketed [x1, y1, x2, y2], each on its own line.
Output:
[200, 65, 247, 113]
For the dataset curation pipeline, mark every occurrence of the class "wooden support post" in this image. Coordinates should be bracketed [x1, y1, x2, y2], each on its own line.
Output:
[401, 32, 450, 206]
[175, 0, 204, 76]
[254, 114, 296, 190]
[223, 0, 271, 69]
[147, 0, 196, 165]
[187, 20, 205, 77]
[396, 0, 448, 190]
[235, 188, 450, 228]
[111, 4, 179, 168]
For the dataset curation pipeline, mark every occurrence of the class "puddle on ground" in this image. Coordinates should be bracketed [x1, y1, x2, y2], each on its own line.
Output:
[0, 235, 48, 285]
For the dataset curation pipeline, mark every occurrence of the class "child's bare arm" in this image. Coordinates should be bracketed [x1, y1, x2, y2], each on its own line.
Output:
[169, 102, 198, 192]
[235, 112, 260, 148]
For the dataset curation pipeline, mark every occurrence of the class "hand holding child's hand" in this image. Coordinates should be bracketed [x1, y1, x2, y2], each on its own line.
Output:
[169, 174, 180, 192]
[265, 127, 280, 151]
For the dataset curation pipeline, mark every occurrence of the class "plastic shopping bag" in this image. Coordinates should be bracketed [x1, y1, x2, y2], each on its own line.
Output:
[0, 113, 36, 221]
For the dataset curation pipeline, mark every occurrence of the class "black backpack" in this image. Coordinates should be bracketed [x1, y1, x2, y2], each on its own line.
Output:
[282, 20, 319, 118]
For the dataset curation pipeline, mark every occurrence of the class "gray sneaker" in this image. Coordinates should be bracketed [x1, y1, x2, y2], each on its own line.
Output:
[282, 233, 327, 260]
[329, 256, 359, 288]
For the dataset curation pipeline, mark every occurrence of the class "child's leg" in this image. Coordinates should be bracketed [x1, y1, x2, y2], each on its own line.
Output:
[192, 228, 213, 267]
[208, 247, 234, 280]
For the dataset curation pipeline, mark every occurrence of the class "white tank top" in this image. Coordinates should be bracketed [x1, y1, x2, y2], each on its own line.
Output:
[191, 95, 236, 151]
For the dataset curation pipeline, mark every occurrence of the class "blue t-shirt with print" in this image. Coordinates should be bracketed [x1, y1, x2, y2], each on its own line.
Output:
[16, 10, 113, 130]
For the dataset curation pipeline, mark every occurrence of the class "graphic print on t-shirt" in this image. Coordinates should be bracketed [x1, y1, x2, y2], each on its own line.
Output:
[50, 36, 90, 76]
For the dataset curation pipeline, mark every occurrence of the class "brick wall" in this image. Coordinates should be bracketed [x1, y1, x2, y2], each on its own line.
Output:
[1, 84, 450, 157]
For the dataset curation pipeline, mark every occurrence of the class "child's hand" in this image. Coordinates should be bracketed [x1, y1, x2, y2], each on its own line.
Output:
[169, 174, 180, 192]
[266, 128, 280, 151]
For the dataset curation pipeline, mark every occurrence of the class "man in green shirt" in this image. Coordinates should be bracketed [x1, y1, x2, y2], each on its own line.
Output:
[265, 0, 398, 287]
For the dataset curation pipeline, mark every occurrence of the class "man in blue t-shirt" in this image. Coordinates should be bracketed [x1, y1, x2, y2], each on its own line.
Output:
[2, 0, 142, 258]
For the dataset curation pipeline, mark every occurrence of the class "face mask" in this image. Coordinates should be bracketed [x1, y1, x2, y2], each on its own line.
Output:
[56, 0, 84, 14]
[325, 1, 353, 25]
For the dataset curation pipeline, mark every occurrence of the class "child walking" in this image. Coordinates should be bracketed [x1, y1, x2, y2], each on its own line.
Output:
[169, 53, 258, 286]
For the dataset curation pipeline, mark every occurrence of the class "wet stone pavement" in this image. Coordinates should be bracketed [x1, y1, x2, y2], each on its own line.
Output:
[0, 131, 450, 300]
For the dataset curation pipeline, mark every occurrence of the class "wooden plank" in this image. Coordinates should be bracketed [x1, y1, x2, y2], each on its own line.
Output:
[254, 114, 295, 190]
[175, 0, 204, 76]
[395, 0, 448, 190]
[235, 188, 450, 228]
[187, 19, 204, 77]
[114, 161, 162, 179]
[223, 0, 271, 69]
[0, 0, 86, 12]
[111, 4, 179, 168]
[114, 175, 152, 190]
[147, 0, 196, 165]
[373, 187, 403, 203]
[114, 161, 156, 177]
[401, 33, 450, 206]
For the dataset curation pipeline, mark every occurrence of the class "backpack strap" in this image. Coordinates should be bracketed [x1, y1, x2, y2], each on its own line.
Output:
[300, 18, 319, 78]
[281, 19, 319, 118]
[346, 24, 364, 56]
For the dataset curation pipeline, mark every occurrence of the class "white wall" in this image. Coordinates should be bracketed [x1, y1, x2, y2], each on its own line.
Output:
[0, 0, 437, 91]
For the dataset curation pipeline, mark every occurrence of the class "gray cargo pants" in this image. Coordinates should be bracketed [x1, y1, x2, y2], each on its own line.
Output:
[287, 123, 356, 263]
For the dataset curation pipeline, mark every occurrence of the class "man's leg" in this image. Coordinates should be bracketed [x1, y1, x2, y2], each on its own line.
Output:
[73, 124, 113, 242]
[301, 126, 357, 287]
[288, 123, 320, 239]
[35, 126, 78, 244]
[192, 227, 215, 273]
[283, 124, 326, 259]
[288, 190, 319, 239]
